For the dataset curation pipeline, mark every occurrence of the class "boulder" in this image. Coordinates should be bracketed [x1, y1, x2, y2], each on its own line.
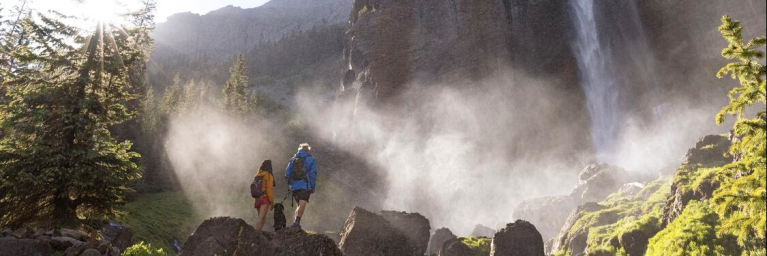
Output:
[179, 217, 276, 256]
[572, 163, 653, 203]
[439, 238, 473, 256]
[271, 227, 342, 256]
[13, 227, 33, 239]
[60, 228, 84, 241]
[101, 221, 133, 252]
[49, 236, 83, 251]
[0, 237, 52, 256]
[1, 229, 12, 238]
[470, 224, 495, 238]
[79, 249, 101, 256]
[428, 228, 456, 256]
[513, 195, 579, 241]
[339, 207, 420, 256]
[490, 220, 545, 256]
[380, 210, 431, 255]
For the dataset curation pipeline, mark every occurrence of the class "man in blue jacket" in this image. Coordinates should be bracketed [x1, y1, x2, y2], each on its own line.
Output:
[285, 143, 317, 229]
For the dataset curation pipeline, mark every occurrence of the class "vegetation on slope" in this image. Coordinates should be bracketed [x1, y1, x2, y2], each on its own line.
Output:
[459, 236, 492, 256]
[551, 176, 672, 256]
[118, 192, 200, 254]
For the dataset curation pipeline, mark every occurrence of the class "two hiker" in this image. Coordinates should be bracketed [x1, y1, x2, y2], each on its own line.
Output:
[252, 143, 317, 231]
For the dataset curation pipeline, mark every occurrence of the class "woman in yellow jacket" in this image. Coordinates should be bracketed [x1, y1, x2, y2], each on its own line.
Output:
[254, 160, 275, 231]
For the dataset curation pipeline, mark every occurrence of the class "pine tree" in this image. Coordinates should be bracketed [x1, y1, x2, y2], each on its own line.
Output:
[182, 79, 198, 112]
[711, 15, 766, 251]
[222, 53, 249, 116]
[0, 3, 154, 228]
[160, 74, 183, 115]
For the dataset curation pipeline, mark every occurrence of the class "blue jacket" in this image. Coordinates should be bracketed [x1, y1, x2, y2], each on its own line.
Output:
[285, 150, 317, 192]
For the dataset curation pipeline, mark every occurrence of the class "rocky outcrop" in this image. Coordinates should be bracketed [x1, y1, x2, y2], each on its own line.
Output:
[379, 211, 431, 255]
[428, 228, 456, 256]
[179, 217, 276, 256]
[549, 202, 607, 255]
[490, 220, 545, 256]
[683, 135, 732, 166]
[513, 196, 578, 242]
[339, 207, 427, 256]
[270, 227, 343, 256]
[514, 163, 653, 243]
[0, 225, 126, 256]
[470, 224, 496, 238]
[179, 217, 342, 256]
[439, 238, 473, 256]
[661, 135, 732, 226]
[573, 163, 654, 203]
[0, 237, 52, 256]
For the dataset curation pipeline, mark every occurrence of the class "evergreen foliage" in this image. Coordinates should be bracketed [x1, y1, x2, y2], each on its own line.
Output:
[712, 15, 766, 251]
[222, 53, 250, 116]
[646, 201, 740, 256]
[0, 3, 154, 228]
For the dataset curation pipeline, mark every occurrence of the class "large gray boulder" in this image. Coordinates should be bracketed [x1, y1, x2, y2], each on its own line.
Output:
[379, 210, 430, 255]
[428, 228, 457, 256]
[339, 207, 422, 256]
[179, 217, 276, 256]
[490, 220, 544, 256]
[101, 221, 133, 252]
[0, 237, 52, 256]
[270, 227, 342, 256]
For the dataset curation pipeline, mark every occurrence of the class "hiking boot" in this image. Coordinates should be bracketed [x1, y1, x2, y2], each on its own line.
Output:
[291, 222, 302, 229]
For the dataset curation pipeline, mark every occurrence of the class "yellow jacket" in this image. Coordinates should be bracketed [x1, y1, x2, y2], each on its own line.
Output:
[255, 170, 275, 205]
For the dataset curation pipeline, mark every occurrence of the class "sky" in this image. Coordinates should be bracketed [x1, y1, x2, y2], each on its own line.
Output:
[9, 0, 270, 23]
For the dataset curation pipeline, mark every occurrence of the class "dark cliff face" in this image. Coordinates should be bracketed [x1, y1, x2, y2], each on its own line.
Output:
[636, 0, 766, 108]
[343, 0, 517, 105]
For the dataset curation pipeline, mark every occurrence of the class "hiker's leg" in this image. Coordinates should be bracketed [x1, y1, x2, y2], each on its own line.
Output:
[256, 204, 269, 231]
[296, 200, 308, 217]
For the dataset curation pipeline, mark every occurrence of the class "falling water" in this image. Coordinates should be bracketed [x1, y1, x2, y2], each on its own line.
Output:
[571, 0, 619, 159]
[570, 0, 657, 161]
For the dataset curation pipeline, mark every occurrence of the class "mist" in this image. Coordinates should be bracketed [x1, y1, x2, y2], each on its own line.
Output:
[290, 68, 726, 236]
[164, 106, 290, 221]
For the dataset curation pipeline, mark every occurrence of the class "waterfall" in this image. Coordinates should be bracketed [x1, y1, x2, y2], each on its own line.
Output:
[570, 0, 657, 161]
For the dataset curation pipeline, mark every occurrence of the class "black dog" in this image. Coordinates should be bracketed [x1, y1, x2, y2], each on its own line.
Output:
[273, 203, 286, 231]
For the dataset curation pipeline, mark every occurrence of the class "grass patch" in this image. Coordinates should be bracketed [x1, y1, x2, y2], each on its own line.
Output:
[117, 192, 200, 254]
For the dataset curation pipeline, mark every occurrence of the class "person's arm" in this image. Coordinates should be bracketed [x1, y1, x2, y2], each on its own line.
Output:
[308, 158, 317, 192]
[266, 174, 274, 205]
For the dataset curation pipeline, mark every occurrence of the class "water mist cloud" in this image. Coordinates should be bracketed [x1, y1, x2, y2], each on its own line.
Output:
[165, 107, 288, 219]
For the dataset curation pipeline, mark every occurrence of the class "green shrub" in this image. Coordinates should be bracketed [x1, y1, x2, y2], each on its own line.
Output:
[646, 201, 740, 256]
[123, 241, 169, 256]
[459, 237, 491, 256]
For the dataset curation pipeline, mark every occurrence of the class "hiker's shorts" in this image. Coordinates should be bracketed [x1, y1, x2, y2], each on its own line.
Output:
[254, 195, 270, 209]
[293, 189, 311, 203]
